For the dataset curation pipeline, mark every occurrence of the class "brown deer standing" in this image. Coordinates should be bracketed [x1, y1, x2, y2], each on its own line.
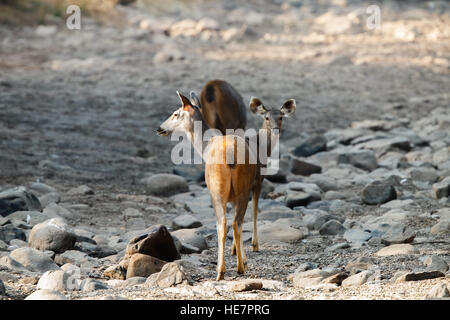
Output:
[189, 80, 247, 135]
[156, 91, 295, 280]
[236, 97, 296, 253]
[157, 92, 256, 280]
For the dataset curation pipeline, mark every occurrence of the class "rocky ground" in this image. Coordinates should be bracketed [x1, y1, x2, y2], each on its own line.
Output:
[0, 0, 449, 300]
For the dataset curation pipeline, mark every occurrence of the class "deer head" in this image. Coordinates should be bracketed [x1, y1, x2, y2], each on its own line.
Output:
[249, 97, 296, 133]
[156, 91, 200, 137]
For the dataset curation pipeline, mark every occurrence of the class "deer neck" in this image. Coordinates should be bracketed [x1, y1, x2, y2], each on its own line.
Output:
[185, 109, 215, 159]
[261, 123, 280, 158]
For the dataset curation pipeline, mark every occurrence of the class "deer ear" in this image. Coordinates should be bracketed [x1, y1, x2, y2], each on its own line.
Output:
[280, 99, 296, 117]
[249, 97, 267, 115]
[177, 91, 194, 112]
[190, 91, 201, 108]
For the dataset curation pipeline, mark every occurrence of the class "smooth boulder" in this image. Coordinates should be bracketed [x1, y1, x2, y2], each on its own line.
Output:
[362, 181, 397, 205]
[29, 218, 77, 254]
[140, 174, 189, 197]
[9, 247, 60, 273]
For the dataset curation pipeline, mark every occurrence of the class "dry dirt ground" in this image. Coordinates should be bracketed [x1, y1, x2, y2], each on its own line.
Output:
[0, 0, 449, 300]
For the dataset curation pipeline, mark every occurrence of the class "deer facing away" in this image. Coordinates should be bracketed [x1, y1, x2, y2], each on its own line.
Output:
[190, 79, 247, 135]
[156, 89, 295, 280]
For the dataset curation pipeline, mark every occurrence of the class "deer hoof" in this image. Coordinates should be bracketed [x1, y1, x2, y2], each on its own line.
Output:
[216, 271, 225, 281]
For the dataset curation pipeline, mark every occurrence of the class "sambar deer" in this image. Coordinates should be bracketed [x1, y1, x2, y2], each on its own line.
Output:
[156, 91, 296, 280]
[157, 91, 256, 280]
[189, 80, 247, 135]
[233, 97, 296, 254]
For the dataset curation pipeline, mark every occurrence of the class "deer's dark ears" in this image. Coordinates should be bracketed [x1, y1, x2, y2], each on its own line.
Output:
[177, 91, 195, 114]
[189, 91, 201, 108]
[280, 99, 296, 117]
[249, 97, 267, 115]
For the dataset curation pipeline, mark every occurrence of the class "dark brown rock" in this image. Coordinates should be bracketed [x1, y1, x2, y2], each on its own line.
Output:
[396, 270, 445, 282]
[290, 158, 322, 176]
[126, 225, 180, 262]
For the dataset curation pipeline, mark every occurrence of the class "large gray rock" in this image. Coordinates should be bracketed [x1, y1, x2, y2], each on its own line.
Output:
[292, 135, 327, 157]
[25, 289, 68, 300]
[344, 229, 372, 243]
[37, 270, 77, 291]
[9, 238, 28, 248]
[54, 250, 89, 266]
[171, 229, 207, 251]
[0, 224, 26, 243]
[341, 270, 372, 287]
[337, 150, 378, 171]
[258, 206, 299, 221]
[284, 182, 322, 208]
[432, 177, 450, 199]
[409, 168, 439, 183]
[0, 187, 42, 216]
[319, 219, 346, 235]
[29, 218, 76, 253]
[285, 191, 321, 209]
[38, 193, 61, 208]
[140, 174, 189, 197]
[0, 255, 29, 273]
[423, 255, 448, 273]
[380, 224, 415, 245]
[6, 210, 56, 227]
[258, 221, 306, 244]
[146, 260, 193, 288]
[9, 247, 60, 273]
[43, 203, 74, 220]
[30, 182, 57, 195]
[172, 214, 202, 230]
[80, 278, 109, 291]
[302, 209, 344, 230]
[362, 181, 397, 205]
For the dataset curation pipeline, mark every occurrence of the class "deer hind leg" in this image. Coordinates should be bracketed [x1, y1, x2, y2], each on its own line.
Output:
[233, 200, 248, 274]
[212, 198, 227, 281]
[251, 185, 262, 252]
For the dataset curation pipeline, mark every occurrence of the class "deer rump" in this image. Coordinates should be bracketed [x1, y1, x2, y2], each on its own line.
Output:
[204, 135, 257, 204]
